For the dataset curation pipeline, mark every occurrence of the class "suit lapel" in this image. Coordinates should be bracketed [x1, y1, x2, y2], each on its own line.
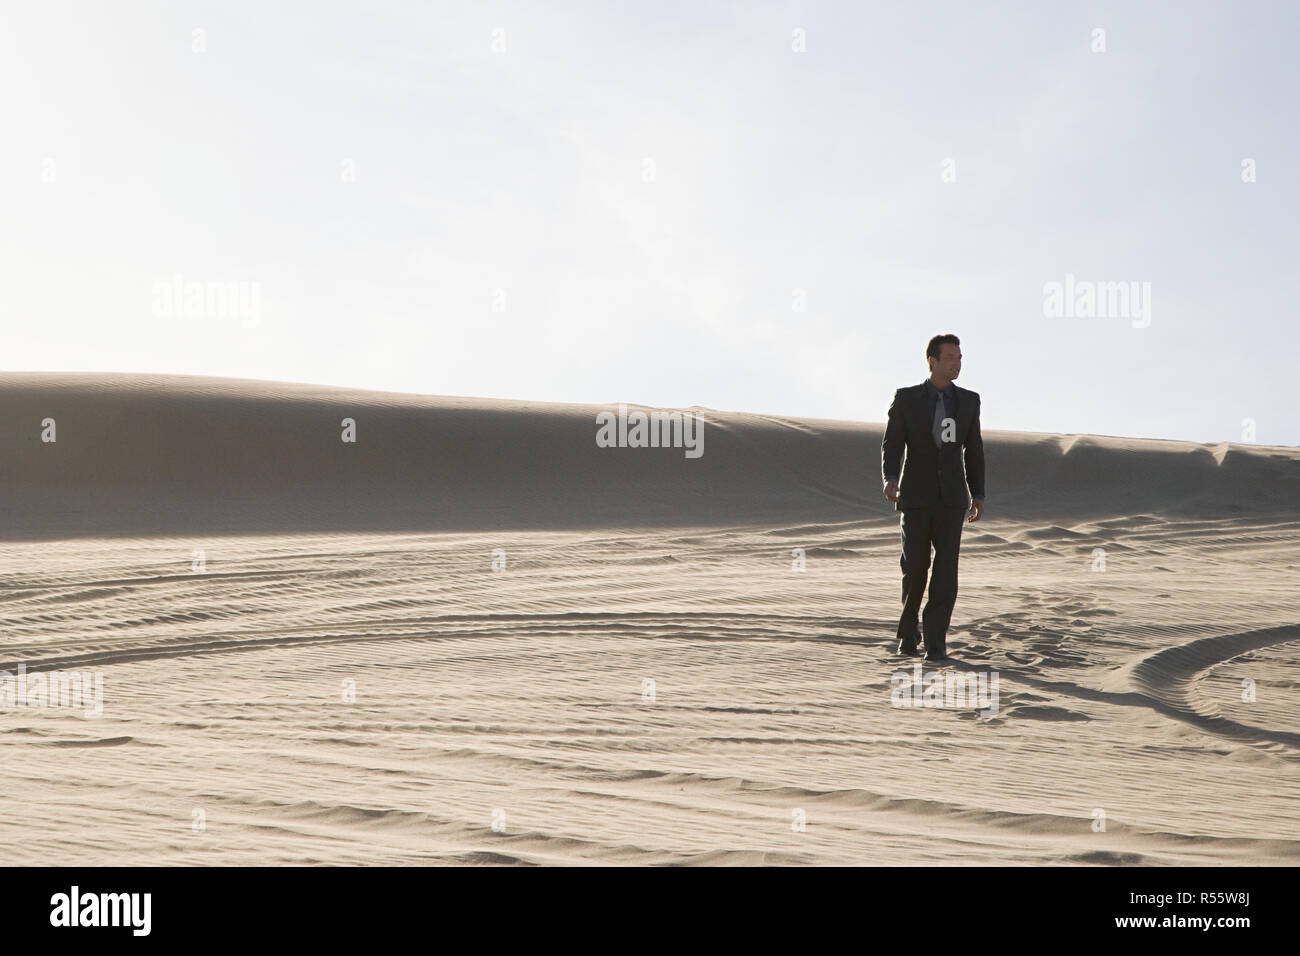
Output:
[912, 384, 935, 448]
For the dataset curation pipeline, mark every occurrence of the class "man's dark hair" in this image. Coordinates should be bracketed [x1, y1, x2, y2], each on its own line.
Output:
[926, 333, 960, 364]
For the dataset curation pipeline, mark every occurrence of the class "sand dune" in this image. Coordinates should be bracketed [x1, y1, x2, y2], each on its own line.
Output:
[0, 372, 1297, 865]
[0, 371, 1295, 539]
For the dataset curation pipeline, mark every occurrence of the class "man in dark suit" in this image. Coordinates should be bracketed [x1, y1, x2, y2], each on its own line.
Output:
[881, 334, 985, 662]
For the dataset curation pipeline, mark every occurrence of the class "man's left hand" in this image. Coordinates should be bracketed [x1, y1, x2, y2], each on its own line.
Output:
[967, 499, 984, 523]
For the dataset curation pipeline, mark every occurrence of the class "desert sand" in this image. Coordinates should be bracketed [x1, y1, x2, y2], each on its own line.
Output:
[0, 372, 1297, 865]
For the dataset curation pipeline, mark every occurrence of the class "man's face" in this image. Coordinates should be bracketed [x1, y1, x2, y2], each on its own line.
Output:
[931, 343, 962, 380]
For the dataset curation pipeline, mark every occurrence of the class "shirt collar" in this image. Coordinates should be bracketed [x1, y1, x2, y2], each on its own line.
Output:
[924, 379, 952, 398]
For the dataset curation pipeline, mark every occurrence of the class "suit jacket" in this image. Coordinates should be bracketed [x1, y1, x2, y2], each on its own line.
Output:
[881, 381, 985, 511]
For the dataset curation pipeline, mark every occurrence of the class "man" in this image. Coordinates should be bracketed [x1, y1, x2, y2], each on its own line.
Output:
[881, 334, 985, 662]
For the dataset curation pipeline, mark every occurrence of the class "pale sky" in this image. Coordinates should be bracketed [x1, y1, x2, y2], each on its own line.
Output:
[2, 1, 1296, 444]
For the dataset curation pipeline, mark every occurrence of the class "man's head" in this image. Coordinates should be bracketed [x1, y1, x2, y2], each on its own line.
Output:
[926, 333, 961, 381]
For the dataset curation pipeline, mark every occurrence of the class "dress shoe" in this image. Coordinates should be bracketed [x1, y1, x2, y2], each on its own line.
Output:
[897, 641, 921, 657]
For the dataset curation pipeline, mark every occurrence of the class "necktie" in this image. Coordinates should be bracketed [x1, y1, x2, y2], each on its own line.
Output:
[932, 389, 948, 446]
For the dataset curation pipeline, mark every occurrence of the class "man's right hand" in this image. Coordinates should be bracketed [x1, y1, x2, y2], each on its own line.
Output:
[883, 479, 899, 503]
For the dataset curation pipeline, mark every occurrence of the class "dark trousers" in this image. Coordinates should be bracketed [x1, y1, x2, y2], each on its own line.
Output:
[895, 505, 967, 654]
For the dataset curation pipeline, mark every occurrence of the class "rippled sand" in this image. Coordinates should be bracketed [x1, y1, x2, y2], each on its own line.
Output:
[2, 518, 1297, 865]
